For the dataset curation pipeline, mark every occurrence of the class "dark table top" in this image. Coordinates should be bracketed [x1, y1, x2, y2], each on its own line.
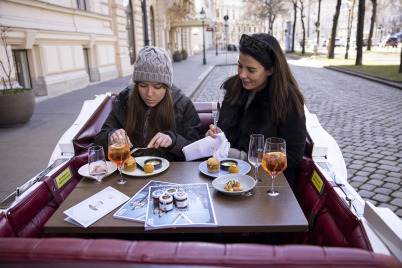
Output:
[44, 161, 308, 234]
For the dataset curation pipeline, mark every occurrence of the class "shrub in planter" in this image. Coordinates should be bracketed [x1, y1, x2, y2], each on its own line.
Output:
[0, 24, 35, 126]
[173, 51, 183, 62]
[181, 49, 188, 60]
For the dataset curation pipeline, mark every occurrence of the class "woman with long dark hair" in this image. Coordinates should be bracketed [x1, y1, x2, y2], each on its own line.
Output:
[95, 46, 201, 161]
[206, 33, 306, 190]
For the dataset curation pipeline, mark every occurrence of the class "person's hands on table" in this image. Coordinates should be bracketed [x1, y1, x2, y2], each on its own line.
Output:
[205, 124, 221, 138]
[109, 129, 133, 148]
[148, 132, 172, 148]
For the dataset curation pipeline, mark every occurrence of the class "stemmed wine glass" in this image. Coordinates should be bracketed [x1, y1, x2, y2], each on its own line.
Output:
[88, 145, 108, 183]
[262, 137, 287, 197]
[248, 134, 264, 183]
[108, 132, 130, 185]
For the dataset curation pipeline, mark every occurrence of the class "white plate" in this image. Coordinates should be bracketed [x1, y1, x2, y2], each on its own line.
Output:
[78, 161, 117, 181]
[122, 156, 169, 177]
[212, 174, 256, 195]
[199, 158, 251, 178]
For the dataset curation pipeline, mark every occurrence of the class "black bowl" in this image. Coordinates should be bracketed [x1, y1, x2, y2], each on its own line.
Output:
[144, 158, 162, 169]
[220, 159, 238, 171]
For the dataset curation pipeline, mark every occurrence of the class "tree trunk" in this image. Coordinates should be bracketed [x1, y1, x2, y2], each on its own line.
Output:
[328, 0, 342, 59]
[356, 0, 365, 66]
[292, 2, 297, 52]
[399, 47, 402, 73]
[367, 0, 377, 51]
[300, 1, 306, 54]
[316, 0, 321, 45]
[345, 0, 356, 59]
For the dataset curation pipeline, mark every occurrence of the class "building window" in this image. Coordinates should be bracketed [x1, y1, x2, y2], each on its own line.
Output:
[77, 0, 86, 10]
[13, 50, 31, 89]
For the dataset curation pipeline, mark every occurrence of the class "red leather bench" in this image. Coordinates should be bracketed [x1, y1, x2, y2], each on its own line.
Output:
[0, 237, 399, 267]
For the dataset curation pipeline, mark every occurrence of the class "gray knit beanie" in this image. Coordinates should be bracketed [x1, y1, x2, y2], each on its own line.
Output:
[132, 46, 173, 88]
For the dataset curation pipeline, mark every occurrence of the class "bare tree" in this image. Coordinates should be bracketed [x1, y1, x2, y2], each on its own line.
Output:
[316, 0, 322, 46]
[328, 0, 342, 59]
[399, 47, 402, 73]
[345, 0, 356, 59]
[243, 0, 285, 34]
[356, 0, 365, 65]
[0, 24, 15, 91]
[366, 0, 377, 50]
[291, 0, 298, 52]
[298, 0, 306, 54]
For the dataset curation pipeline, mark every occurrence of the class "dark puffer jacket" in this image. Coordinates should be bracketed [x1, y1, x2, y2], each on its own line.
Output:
[218, 87, 306, 190]
[94, 84, 201, 161]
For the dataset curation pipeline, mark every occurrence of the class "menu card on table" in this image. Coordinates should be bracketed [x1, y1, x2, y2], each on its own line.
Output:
[145, 183, 217, 231]
[113, 180, 176, 222]
[64, 186, 129, 228]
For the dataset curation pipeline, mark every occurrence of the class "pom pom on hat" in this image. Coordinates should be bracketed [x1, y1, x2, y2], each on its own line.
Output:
[132, 46, 173, 88]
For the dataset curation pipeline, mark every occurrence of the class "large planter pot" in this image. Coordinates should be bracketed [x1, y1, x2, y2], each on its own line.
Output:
[0, 89, 35, 126]
[182, 52, 188, 60]
[173, 53, 183, 62]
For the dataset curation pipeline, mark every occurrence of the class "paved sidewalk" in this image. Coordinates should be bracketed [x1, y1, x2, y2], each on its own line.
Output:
[0, 50, 238, 202]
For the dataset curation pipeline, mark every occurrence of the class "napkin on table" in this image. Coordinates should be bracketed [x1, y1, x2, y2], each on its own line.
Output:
[182, 132, 230, 161]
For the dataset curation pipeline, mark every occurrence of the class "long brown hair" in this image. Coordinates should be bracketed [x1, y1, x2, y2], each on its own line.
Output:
[223, 33, 305, 125]
[125, 83, 175, 148]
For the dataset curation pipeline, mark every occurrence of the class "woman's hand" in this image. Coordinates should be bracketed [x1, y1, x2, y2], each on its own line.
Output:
[109, 129, 133, 147]
[148, 132, 172, 148]
[205, 124, 221, 138]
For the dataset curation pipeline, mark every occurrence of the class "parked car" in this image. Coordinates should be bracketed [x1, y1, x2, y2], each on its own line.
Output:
[227, 44, 237, 51]
[370, 37, 380, 46]
[383, 36, 398, 47]
[334, 38, 341, 47]
[394, 33, 402, 42]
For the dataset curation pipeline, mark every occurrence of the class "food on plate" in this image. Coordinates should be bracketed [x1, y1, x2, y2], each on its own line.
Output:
[228, 164, 239, 174]
[220, 160, 238, 171]
[124, 156, 136, 171]
[144, 158, 162, 169]
[206, 157, 219, 173]
[224, 180, 244, 192]
[144, 162, 155, 174]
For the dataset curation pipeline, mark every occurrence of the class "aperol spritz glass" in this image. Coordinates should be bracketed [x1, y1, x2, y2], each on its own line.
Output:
[262, 137, 287, 196]
[108, 132, 130, 184]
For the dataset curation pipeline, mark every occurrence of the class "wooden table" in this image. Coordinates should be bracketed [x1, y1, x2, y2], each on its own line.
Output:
[44, 161, 308, 234]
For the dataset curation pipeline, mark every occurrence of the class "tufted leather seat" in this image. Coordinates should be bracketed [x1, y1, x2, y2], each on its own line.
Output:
[0, 238, 399, 267]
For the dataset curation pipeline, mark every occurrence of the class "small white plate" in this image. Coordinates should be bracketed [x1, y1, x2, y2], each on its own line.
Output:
[212, 174, 256, 195]
[199, 158, 251, 178]
[78, 161, 117, 181]
[122, 156, 169, 177]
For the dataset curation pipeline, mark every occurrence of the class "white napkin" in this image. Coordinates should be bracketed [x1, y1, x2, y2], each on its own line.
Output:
[182, 132, 230, 161]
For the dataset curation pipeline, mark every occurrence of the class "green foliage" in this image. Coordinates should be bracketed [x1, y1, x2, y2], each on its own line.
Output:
[173, 50, 182, 55]
[181, 49, 187, 54]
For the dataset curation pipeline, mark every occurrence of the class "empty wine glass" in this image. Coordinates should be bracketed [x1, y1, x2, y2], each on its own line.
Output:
[88, 145, 108, 183]
[108, 132, 130, 185]
[262, 137, 287, 197]
[248, 134, 264, 183]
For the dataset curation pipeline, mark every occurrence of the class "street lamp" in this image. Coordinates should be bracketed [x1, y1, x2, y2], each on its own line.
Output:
[200, 7, 206, 65]
[215, 22, 218, 56]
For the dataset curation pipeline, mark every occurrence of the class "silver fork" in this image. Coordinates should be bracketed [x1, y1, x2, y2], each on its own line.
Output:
[130, 147, 148, 154]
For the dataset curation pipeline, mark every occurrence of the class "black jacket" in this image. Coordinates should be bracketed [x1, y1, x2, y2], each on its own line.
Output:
[218, 88, 306, 189]
[94, 84, 201, 161]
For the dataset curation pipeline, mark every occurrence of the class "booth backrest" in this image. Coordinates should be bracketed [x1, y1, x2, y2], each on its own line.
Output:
[0, 238, 399, 267]
[72, 99, 218, 156]
[293, 156, 372, 250]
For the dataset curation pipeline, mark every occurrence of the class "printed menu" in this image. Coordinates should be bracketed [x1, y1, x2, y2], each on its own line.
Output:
[113, 180, 176, 222]
[64, 186, 129, 228]
[144, 183, 217, 230]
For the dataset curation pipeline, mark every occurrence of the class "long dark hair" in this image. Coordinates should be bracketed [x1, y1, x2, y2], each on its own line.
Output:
[222, 33, 305, 125]
[125, 83, 175, 148]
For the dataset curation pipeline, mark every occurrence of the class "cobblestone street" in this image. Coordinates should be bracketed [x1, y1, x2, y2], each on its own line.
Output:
[191, 60, 402, 218]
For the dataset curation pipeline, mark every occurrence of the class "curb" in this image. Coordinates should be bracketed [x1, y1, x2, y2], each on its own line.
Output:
[324, 66, 402, 90]
[188, 65, 215, 98]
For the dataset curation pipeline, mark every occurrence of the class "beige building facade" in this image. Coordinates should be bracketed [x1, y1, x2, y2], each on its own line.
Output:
[0, 0, 200, 98]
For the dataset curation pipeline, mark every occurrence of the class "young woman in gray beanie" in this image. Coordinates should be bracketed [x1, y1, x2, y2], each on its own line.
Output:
[94, 46, 201, 161]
